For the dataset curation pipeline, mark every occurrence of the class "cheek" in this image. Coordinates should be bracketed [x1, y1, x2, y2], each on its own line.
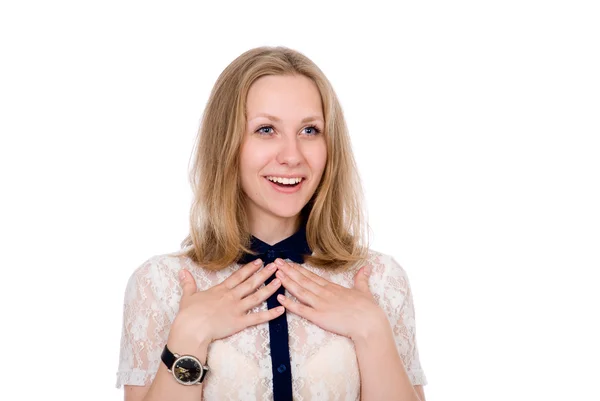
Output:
[238, 143, 255, 192]
[240, 141, 265, 170]
[308, 140, 328, 175]
[239, 140, 274, 185]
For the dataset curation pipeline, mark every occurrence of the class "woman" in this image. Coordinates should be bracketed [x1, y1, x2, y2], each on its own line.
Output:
[116, 46, 427, 401]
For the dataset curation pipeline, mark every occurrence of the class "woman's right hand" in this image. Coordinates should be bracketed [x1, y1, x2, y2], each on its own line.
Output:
[167, 259, 284, 353]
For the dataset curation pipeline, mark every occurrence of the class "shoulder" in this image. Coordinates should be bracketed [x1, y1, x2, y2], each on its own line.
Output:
[361, 249, 413, 312]
[127, 251, 188, 286]
[363, 249, 410, 284]
[126, 247, 239, 297]
[122, 250, 198, 310]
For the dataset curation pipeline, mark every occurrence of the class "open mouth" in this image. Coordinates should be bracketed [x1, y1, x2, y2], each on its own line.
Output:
[265, 176, 304, 188]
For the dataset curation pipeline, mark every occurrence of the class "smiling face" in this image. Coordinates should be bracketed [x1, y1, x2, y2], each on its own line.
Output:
[240, 74, 327, 235]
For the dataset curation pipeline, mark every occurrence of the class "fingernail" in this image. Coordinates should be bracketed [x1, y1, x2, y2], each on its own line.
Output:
[276, 306, 285, 313]
[178, 270, 186, 281]
[254, 258, 263, 266]
[275, 258, 284, 266]
[277, 294, 285, 302]
[267, 263, 277, 271]
[276, 270, 285, 278]
[271, 278, 281, 286]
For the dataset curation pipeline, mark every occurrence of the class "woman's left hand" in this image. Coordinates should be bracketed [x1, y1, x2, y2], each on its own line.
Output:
[273, 258, 389, 342]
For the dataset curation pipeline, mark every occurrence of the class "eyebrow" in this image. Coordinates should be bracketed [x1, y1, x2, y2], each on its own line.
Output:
[248, 113, 324, 124]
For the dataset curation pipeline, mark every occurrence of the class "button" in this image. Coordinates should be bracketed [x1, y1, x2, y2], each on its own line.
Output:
[277, 364, 287, 373]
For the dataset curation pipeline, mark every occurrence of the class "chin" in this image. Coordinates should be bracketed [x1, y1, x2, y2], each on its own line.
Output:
[263, 202, 308, 220]
[246, 196, 311, 222]
[269, 208, 304, 219]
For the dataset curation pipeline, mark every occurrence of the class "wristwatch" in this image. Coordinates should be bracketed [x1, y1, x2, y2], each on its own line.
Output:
[161, 344, 209, 385]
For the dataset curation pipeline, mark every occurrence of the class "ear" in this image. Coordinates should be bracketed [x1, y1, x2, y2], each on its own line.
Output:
[353, 265, 372, 293]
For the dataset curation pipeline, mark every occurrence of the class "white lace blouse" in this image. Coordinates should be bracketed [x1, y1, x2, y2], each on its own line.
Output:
[116, 248, 427, 400]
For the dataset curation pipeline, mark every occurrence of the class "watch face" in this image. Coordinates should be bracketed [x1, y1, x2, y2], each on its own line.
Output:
[173, 356, 203, 385]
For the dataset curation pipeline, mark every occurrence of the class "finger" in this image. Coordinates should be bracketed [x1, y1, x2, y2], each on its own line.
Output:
[287, 262, 329, 286]
[243, 305, 286, 327]
[277, 294, 318, 322]
[224, 258, 263, 289]
[239, 277, 282, 311]
[275, 269, 319, 307]
[179, 269, 197, 297]
[353, 265, 372, 293]
[233, 262, 279, 299]
[276, 259, 324, 295]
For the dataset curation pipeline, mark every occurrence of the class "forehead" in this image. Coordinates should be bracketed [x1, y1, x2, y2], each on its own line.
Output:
[246, 74, 323, 120]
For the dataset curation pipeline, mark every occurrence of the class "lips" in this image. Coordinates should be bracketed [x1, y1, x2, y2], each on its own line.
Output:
[265, 176, 305, 186]
[264, 176, 305, 193]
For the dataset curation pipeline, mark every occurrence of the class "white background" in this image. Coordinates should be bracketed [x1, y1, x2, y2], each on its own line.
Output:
[1, 0, 598, 400]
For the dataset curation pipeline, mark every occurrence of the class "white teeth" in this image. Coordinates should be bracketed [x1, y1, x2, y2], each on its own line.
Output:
[266, 176, 303, 185]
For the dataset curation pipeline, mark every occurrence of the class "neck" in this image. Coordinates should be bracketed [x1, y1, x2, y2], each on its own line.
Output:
[247, 213, 302, 245]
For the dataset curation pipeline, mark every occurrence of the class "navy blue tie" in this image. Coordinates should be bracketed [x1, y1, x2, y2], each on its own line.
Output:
[238, 226, 311, 401]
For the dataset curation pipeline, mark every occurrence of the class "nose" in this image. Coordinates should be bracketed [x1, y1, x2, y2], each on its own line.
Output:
[275, 135, 302, 167]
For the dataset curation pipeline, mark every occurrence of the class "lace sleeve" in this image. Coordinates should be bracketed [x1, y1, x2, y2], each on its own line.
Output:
[381, 256, 428, 386]
[115, 257, 178, 388]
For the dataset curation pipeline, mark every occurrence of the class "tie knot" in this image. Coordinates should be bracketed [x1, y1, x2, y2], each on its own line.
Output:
[237, 226, 310, 266]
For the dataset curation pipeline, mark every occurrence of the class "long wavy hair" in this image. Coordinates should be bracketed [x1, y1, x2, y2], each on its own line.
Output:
[180, 46, 368, 270]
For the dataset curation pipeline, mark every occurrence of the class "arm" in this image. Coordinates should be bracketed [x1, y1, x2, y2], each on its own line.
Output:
[274, 258, 427, 401]
[125, 339, 209, 401]
[116, 260, 207, 401]
[117, 258, 285, 401]
[116, 258, 186, 401]
[355, 257, 427, 400]
[353, 316, 423, 401]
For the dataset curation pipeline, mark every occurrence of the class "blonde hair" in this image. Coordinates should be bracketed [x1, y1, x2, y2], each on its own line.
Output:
[180, 46, 368, 270]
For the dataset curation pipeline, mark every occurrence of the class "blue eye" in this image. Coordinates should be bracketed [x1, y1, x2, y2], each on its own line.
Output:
[303, 125, 321, 135]
[256, 126, 274, 135]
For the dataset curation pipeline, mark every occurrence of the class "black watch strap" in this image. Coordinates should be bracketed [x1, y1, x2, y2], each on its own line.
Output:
[161, 344, 177, 369]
